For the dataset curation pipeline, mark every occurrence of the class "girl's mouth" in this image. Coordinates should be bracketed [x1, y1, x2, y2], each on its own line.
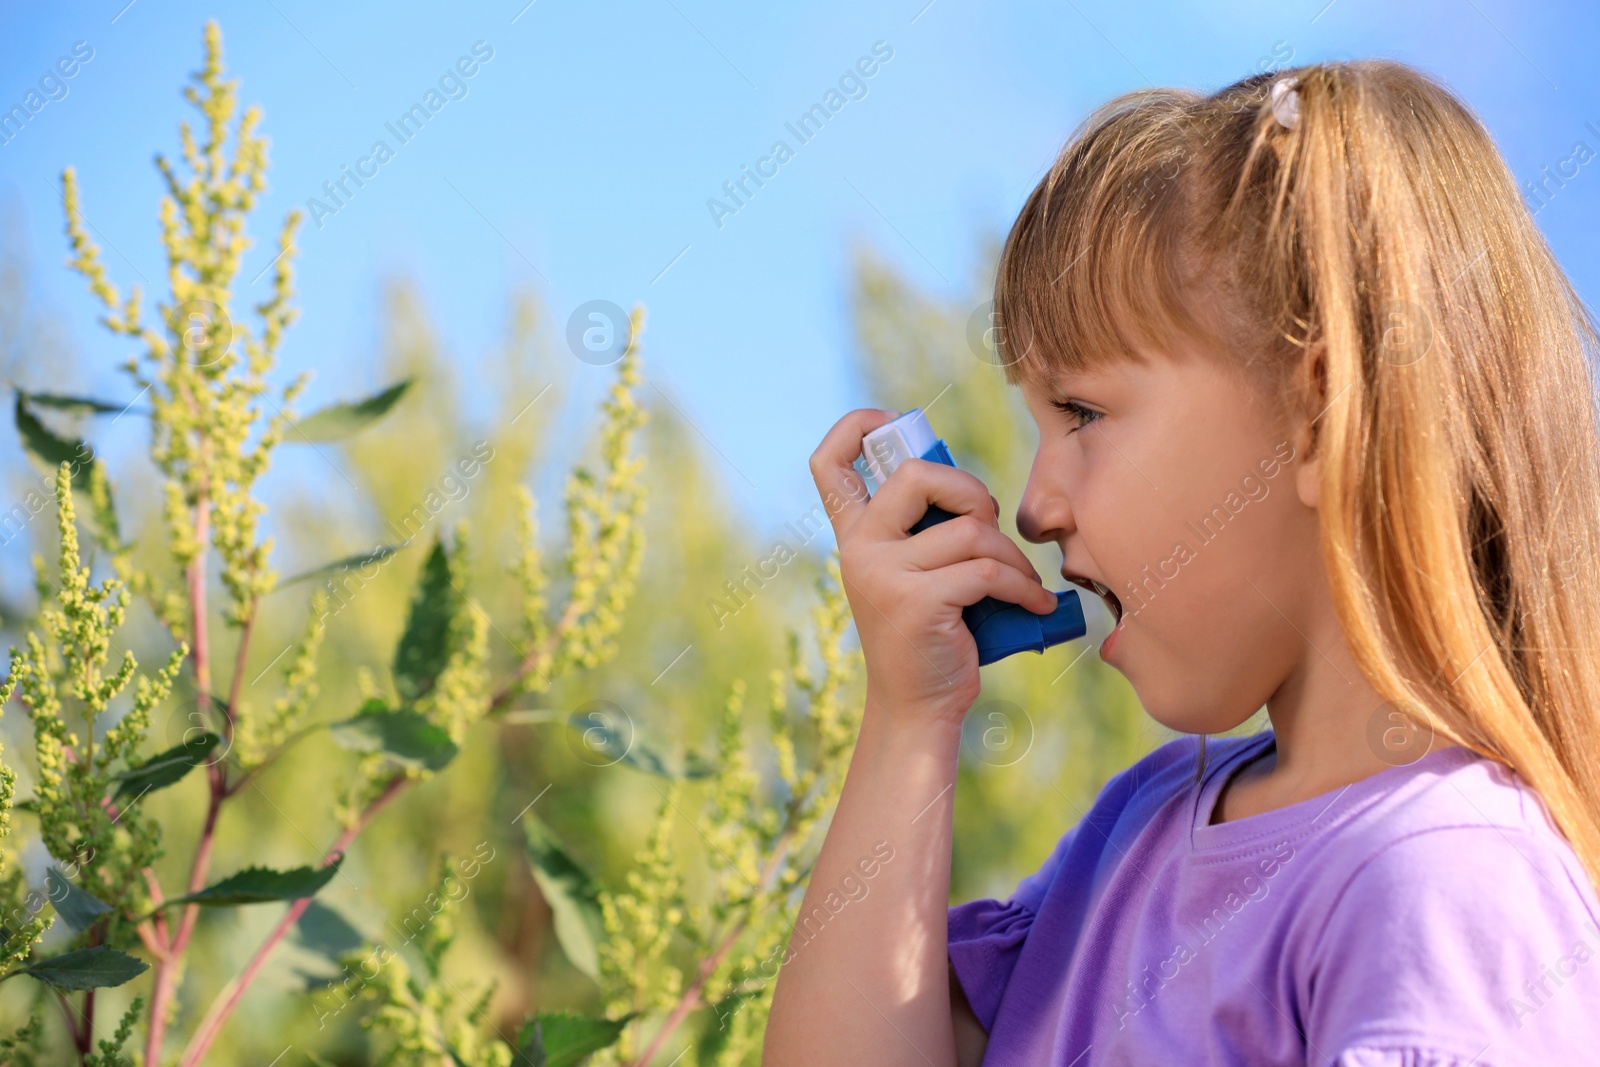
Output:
[1062, 572, 1123, 624]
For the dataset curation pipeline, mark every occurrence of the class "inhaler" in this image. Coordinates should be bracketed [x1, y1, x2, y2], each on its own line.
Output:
[853, 408, 1086, 665]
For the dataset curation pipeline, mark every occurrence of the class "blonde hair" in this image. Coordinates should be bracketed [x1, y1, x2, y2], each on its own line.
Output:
[994, 60, 1600, 891]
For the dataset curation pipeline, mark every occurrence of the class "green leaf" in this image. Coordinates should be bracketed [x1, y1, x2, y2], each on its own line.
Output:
[681, 749, 718, 778]
[523, 813, 603, 982]
[329, 700, 458, 772]
[392, 538, 457, 702]
[567, 711, 715, 781]
[275, 544, 401, 590]
[14, 392, 94, 489]
[44, 869, 111, 934]
[13, 392, 121, 548]
[294, 900, 367, 962]
[23, 947, 148, 990]
[291, 378, 414, 442]
[111, 732, 222, 803]
[516, 1012, 635, 1067]
[16, 390, 127, 416]
[167, 857, 343, 907]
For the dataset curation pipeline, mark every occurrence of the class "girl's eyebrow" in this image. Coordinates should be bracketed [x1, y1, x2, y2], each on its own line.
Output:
[1046, 369, 1117, 396]
[1041, 369, 1087, 392]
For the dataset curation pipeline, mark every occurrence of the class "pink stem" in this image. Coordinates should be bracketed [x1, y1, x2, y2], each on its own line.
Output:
[222, 606, 257, 743]
[77, 989, 95, 1062]
[145, 498, 213, 1067]
[487, 598, 586, 713]
[175, 774, 410, 1067]
[627, 834, 796, 1066]
[628, 920, 746, 1067]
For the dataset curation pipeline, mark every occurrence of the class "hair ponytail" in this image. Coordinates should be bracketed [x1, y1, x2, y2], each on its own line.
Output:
[1240, 64, 1600, 890]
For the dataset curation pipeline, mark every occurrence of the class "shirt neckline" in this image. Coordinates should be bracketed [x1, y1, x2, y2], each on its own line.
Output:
[1188, 728, 1468, 853]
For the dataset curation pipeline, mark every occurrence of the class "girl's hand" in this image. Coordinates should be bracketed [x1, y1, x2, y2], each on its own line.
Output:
[810, 408, 1057, 727]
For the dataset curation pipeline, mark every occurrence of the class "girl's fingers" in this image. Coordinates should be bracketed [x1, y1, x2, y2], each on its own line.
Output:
[924, 557, 1061, 616]
[901, 514, 1044, 587]
[862, 457, 997, 538]
[809, 408, 902, 539]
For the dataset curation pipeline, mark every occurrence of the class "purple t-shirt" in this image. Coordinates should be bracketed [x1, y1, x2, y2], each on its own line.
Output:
[948, 729, 1600, 1066]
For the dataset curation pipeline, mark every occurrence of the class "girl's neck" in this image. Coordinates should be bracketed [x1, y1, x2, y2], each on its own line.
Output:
[1213, 605, 1399, 825]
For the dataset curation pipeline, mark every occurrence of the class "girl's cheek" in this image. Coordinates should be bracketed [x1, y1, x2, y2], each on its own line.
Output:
[1095, 462, 1180, 565]
[1103, 478, 1229, 630]
[1082, 492, 1163, 618]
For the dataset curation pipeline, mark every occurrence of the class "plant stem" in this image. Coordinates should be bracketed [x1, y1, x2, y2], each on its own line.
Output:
[486, 598, 585, 714]
[167, 557, 587, 1062]
[142, 868, 169, 939]
[144, 778, 221, 1065]
[628, 917, 747, 1067]
[626, 829, 797, 1067]
[189, 497, 212, 723]
[135, 920, 168, 962]
[222, 603, 257, 744]
[174, 772, 410, 1067]
[51, 988, 84, 1059]
[78, 989, 95, 1063]
[145, 495, 214, 1067]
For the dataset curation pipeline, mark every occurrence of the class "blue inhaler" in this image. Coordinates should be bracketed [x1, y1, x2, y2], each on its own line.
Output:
[853, 408, 1087, 666]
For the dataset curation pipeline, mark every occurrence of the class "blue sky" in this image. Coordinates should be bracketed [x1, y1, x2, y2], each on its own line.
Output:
[3, 0, 1598, 542]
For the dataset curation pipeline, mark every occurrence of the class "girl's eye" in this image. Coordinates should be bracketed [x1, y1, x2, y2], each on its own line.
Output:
[1050, 398, 1103, 433]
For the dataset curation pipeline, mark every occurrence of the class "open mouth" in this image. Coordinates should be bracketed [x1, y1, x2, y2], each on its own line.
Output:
[1062, 572, 1123, 625]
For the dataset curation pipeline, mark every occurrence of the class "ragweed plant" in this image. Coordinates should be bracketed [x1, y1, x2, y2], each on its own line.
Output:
[4, 19, 651, 1066]
[337, 857, 511, 1067]
[598, 563, 864, 1062]
[16, 467, 186, 935]
[499, 338, 648, 704]
[0, 464, 175, 1062]
[341, 557, 862, 1067]
[512, 557, 864, 1067]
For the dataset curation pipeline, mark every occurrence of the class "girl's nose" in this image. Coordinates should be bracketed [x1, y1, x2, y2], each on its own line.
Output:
[1016, 454, 1073, 546]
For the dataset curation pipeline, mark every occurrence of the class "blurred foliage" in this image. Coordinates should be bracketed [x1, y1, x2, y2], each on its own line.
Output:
[0, 15, 1187, 1067]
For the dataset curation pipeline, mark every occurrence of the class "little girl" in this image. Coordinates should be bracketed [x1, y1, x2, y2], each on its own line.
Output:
[765, 60, 1600, 1066]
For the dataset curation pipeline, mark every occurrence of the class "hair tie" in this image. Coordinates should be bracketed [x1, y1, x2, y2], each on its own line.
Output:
[1270, 76, 1301, 130]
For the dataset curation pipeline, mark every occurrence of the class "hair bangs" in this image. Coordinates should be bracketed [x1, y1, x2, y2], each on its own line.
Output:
[993, 90, 1232, 391]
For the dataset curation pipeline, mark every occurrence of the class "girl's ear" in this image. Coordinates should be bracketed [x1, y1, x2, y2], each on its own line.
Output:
[1292, 341, 1328, 510]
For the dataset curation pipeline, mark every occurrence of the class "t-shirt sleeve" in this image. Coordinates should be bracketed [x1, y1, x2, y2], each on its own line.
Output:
[947, 822, 1079, 1032]
[1304, 823, 1600, 1062]
[946, 738, 1199, 1032]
